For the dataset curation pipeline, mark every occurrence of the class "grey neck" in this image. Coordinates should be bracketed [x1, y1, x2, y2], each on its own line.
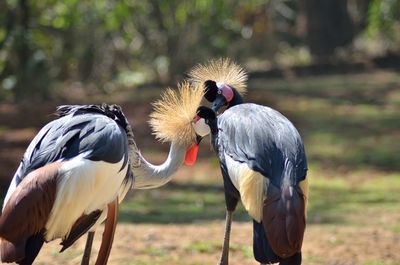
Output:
[130, 141, 187, 189]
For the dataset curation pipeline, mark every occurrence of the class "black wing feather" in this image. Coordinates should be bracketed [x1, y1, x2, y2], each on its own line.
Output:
[13, 104, 131, 186]
[217, 103, 307, 187]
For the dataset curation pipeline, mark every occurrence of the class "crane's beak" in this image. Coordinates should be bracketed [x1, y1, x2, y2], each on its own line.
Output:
[211, 95, 227, 113]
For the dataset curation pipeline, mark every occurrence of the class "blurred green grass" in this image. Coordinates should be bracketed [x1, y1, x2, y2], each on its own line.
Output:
[120, 183, 250, 224]
[250, 72, 400, 171]
[120, 169, 400, 225]
[307, 170, 400, 225]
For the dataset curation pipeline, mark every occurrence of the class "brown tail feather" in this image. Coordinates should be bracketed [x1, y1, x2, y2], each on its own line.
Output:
[0, 238, 26, 263]
[0, 162, 60, 263]
[262, 183, 306, 258]
[60, 210, 102, 252]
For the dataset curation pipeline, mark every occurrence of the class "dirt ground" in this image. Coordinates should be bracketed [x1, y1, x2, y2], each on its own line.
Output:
[29, 217, 400, 265]
[31, 161, 400, 265]
[28, 183, 400, 265]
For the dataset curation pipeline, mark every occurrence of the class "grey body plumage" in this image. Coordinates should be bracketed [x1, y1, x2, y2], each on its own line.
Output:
[189, 58, 308, 265]
[197, 103, 308, 265]
[11, 104, 132, 189]
[216, 103, 307, 187]
[1, 104, 134, 264]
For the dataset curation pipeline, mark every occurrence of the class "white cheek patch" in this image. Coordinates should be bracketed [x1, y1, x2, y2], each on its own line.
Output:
[194, 118, 211, 137]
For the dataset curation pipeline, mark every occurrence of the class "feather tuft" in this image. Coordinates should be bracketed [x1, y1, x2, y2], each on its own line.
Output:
[149, 82, 204, 146]
[299, 177, 309, 218]
[188, 58, 248, 95]
[239, 166, 267, 222]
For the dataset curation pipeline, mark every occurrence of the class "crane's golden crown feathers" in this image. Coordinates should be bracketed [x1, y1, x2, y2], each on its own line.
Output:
[188, 58, 248, 95]
[149, 82, 204, 146]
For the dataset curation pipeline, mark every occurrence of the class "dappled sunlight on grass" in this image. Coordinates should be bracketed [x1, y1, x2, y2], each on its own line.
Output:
[250, 71, 400, 105]
[307, 170, 400, 225]
[120, 184, 250, 224]
[248, 71, 400, 172]
[120, 165, 400, 226]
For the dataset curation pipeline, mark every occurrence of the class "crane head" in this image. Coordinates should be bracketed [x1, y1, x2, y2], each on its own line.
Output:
[188, 57, 247, 111]
[194, 106, 217, 132]
[188, 58, 247, 94]
[149, 81, 206, 166]
[193, 106, 216, 136]
[149, 81, 204, 147]
[204, 80, 234, 112]
[184, 106, 216, 166]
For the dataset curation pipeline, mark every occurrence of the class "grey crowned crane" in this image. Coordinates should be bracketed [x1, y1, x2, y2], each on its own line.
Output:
[190, 59, 309, 265]
[0, 82, 206, 265]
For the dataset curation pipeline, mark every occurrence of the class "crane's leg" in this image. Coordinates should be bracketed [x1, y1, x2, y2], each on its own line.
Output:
[218, 162, 240, 265]
[218, 210, 233, 265]
[81, 231, 95, 265]
[94, 198, 119, 265]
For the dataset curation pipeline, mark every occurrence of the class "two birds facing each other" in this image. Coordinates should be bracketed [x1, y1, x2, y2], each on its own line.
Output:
[0, 58, 308, 265]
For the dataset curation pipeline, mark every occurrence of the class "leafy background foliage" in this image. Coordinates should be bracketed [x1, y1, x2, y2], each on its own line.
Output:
[0, 0, 399, 102]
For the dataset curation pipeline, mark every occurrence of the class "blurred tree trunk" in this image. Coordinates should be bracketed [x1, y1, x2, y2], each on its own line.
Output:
[12, 0, 50, 102]
[353, 0, 372, 32]
[303, 0, 355, 60]
[147, 0, 192, 83]
[14, 0, 33, 101]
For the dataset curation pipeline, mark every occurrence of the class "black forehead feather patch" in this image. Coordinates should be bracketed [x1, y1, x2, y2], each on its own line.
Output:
[204, 80, 218, 102]
[196, 106, 216, 120]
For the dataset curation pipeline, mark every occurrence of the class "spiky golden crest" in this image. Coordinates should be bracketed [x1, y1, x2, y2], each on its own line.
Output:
[149, 82, 204, 146]
[188, 58, 248, 95]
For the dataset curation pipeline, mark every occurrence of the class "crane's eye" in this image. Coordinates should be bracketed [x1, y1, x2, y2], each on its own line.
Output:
[217, 89, 222, 94]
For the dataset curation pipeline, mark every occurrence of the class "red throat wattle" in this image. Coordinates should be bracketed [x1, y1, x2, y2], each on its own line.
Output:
[184, 144, 199, 166]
